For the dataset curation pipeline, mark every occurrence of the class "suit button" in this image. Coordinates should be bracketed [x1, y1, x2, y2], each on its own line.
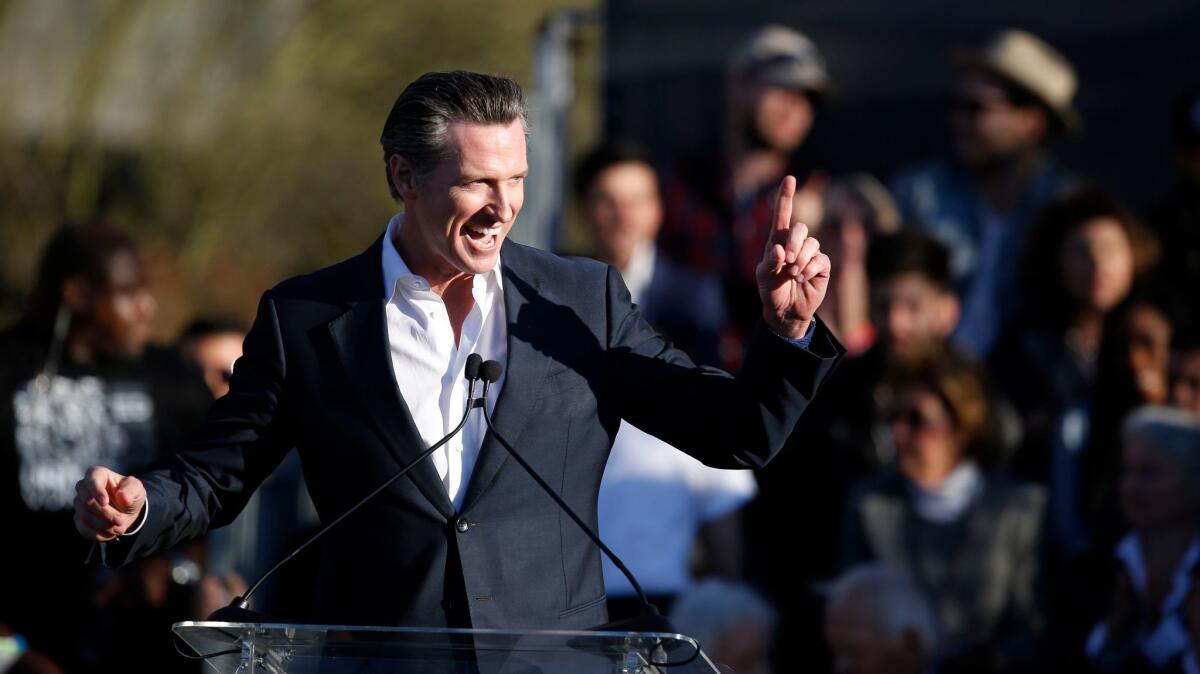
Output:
[456, 517, 470, 533]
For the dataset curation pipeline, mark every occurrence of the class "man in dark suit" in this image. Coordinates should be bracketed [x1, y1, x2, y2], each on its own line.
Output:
[73, 71, 843, 630]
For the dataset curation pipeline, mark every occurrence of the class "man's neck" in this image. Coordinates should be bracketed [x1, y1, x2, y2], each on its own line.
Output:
[393, 217, 472, 297]
[971, 148, 1045, 214]
[391, 217, 478, 345]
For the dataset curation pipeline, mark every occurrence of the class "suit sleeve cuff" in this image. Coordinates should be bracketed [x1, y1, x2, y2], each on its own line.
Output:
[774, 319, 816, 350]
[99, 497, 149, 566]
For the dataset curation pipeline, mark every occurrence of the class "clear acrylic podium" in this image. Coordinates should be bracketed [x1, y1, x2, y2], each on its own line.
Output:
[173, 622, 722, 673]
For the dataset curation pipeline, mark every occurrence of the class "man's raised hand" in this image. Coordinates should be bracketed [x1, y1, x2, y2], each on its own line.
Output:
[73, 466, 146, 542]
[755, 175, 831, 339]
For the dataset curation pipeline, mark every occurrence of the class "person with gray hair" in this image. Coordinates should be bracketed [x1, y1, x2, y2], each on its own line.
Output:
[824, 563, 939, 674]
[1087, 405, 1200, 673]
[669, 579, 778, 674]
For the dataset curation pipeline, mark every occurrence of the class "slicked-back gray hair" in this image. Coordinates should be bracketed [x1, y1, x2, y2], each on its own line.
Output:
[380, 70, 528, 200]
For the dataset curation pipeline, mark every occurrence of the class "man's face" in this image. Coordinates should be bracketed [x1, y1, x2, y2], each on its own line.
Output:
[394, 119, 527, 284]
[949, 74, 1046, 168]
[582, 161, 662, 267]
[187, 331, 244, 399]
[72, 248, 157, 358]
[870, 272, 958, 362]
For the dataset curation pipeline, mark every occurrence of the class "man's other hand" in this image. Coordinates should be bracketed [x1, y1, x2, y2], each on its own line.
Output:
[73, 466, 145, 541]
[756, 175, 831, 339]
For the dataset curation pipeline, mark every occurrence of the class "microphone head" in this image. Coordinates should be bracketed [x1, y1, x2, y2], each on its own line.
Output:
[465, 354, 483, 381]
[480, 360, 503, 384]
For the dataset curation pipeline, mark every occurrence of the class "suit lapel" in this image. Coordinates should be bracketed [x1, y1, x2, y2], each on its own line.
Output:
[327, 240, 456, 521]
[459, 244, 552, 513]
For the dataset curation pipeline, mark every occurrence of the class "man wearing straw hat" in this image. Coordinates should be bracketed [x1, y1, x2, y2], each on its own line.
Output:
[892, 28, 1080, 359]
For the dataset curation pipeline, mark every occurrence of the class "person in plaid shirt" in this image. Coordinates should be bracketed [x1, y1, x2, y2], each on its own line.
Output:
[659, 25, 831, 370]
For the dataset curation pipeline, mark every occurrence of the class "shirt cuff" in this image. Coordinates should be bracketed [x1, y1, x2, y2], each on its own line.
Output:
[778, 320, 816, 350]
[98, 497, 149, 566]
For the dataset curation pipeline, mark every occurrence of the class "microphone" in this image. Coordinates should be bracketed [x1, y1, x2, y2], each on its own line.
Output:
[476, 360, 674, 633]
[465, 353, 483, 382]
[208, 355, 486, 622]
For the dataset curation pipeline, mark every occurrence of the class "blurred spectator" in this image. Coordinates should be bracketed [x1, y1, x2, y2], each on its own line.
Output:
[0, 222, 211, 672]
[1085, 406, 1200, 673]
[1078, 294, 1177, 549]
[824, 564, 939, 674]
[818, 174, 902, 356]
[993, 190, 1158, 555]
[575, 141, 727, 366]
[575, 141, 756, 620]
[892, 28, 1079, 358]
[787, 229, 960, 479]
[745, 230, 958, 670]
[1150, 88, 1200, 330]
[669, 579, 777, 674]
[658, 24, 831, 369]
[1171, 335, 1200, 417]
[840, 352, 1045, 673]
[179, 318, 244, 399]
[597, 422, 756, 621]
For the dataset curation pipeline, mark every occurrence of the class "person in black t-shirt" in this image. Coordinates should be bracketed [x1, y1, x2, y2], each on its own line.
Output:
[0, 222, 210, 672]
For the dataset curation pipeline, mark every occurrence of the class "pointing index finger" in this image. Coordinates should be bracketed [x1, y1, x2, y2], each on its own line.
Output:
[768, 175, 797, 273]
[773, 175, 797, 234]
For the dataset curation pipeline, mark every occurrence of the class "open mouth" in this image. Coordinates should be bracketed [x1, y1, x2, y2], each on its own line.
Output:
[464, 223, 502, 250]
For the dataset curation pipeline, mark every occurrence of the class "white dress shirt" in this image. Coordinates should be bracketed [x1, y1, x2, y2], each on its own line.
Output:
[598, 421, 757, 596]
[622, 242, 656, 306]
[381, 213, 507, 510]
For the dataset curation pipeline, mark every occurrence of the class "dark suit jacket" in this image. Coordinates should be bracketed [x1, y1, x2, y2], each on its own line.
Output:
[107, 236, 843, 629]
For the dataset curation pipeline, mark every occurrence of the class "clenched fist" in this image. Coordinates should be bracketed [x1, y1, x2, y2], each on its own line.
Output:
[73, 466, 146, 541]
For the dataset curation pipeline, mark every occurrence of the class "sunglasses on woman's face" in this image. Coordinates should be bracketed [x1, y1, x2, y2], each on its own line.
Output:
[887, 407, 949, 431]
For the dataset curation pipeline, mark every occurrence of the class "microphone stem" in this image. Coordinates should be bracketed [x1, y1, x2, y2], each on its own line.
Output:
[238, 378, 480, 608]
[478, 382, 654, 611]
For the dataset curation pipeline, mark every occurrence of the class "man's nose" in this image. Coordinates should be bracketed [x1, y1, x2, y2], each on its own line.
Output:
[490, 183, 517, 222]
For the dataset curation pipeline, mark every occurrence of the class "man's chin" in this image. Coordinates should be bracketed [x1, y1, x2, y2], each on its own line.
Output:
[458, 247, 503, 275]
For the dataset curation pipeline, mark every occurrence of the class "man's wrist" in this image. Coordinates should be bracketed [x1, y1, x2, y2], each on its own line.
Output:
[769, 318, 816, 349]
[121, 498, 150, 537]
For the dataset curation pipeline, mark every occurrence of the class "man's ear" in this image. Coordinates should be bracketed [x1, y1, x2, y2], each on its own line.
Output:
[936, 292, 961, 338]
[61, 276, 91, 315]
[389, 154, 419, 202]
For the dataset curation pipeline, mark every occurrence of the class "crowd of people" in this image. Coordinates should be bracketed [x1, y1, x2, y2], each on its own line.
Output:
[0, 21, 1198, 674]
[581, 24, 1200, 674]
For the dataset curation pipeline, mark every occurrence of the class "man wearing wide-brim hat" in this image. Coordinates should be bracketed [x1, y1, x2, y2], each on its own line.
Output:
[891, 28, 1080, 360]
